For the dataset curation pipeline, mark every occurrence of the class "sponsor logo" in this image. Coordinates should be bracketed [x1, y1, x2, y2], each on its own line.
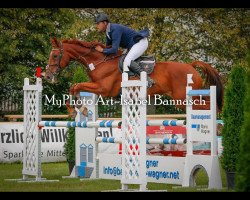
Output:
[0, 128, 68, 144]
[191, 114, 211, 120]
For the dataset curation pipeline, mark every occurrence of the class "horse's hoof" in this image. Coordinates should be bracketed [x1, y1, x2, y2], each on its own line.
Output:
[75, 94, 81, 109]
[73, 92, 80, 97]
[70, 110, 77, 119]
[79, 106, 88, 117]
[75, 103, 82, 109]
[75, 92, 80, 98]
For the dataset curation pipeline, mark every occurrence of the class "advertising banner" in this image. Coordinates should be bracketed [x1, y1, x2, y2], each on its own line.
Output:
[0, 123, 68, 163]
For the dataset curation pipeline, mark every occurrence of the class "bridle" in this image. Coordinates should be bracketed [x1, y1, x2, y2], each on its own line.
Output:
[46, 41, 122, 76]
[46, 41, 64, 77]
[46, 42, 96, 76]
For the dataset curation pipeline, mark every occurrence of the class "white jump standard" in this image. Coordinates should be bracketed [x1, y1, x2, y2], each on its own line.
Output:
[5, 78, 59, 183]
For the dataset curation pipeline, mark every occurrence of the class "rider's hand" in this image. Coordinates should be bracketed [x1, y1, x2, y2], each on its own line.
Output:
[95, 45, 104, 53]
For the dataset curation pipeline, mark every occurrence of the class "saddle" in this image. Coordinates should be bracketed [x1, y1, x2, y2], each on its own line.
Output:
[118, 54, 156, 76]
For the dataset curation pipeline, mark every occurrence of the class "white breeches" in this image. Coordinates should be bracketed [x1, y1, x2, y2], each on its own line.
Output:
[123, 37, 149, 72]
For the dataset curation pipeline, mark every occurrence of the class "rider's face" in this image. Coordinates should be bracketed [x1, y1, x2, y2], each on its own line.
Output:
[96, 21, 107, 32]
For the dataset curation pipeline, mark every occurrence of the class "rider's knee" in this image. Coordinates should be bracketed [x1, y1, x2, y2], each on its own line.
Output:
[123, 57, 131, 67]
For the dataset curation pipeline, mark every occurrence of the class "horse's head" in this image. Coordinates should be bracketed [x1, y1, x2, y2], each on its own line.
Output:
[44, 38, 117, 83]
[44, 37, 70, 83]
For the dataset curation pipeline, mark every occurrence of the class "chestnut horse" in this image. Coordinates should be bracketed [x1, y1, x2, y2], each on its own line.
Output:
[45, 38, 223, 116]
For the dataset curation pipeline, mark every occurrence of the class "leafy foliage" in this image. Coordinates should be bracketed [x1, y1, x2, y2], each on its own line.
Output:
[101, 8, 249, 72]
[235, 51, 250, 192]
[0, 8, 76, 114]
[221, 65, 246, 172]
[1, 8, 249, 115]
[0, 8, 75, 81]
[64, 127, 75, 163]
[72, 65, 89, 84]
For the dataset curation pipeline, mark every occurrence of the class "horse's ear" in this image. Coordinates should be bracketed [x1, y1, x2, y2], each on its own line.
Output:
[50, 37, 59, 48]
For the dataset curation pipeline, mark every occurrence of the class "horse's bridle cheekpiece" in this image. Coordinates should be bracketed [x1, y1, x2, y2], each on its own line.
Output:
[46, 41, 64, 77]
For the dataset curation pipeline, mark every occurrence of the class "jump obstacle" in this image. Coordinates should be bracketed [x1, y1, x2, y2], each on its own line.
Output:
[8, 71, 222, 190]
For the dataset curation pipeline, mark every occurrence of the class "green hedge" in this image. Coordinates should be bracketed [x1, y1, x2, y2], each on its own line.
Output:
[236, 52, 250, 192]
[64, 127, 75, 163]
[221, 65, 246, 172]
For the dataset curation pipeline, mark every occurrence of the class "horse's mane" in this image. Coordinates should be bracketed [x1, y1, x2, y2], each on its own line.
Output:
[60, 39, 123, 56]
[62, 39, 106, 48]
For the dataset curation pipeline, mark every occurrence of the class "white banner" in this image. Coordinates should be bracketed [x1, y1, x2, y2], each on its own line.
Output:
[99, 153, 185, 184]
[0, 122, 68, 163]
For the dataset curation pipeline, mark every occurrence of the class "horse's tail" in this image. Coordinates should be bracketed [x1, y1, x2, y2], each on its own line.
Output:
[191, 61, 224, 112]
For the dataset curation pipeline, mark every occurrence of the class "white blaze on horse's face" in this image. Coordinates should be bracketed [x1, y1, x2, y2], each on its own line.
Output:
[45, 65, 54, 83]
[45, 64, 58, 83]
[52, 76, 55, 84]
[40, 72, 46, 77]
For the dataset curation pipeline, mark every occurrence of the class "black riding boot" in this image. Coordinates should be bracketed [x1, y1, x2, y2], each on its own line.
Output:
[130, 60, 155, 88]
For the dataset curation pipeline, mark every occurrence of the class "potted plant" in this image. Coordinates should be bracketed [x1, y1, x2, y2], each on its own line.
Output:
[221, 65, 246, 189]
[64, 127, 75, 174]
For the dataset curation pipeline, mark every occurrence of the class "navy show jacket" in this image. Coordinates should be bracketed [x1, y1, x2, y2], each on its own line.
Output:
[103, 23, 149, 55]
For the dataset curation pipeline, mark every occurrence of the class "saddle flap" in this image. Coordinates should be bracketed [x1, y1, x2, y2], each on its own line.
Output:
[135, 55, 155, 74]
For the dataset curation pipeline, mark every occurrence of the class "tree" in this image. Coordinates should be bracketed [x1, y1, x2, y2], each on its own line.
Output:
[64, 127, 75, 174]
[101, 8, 249, 72]
[221, 65, 246, 189]
[235, 51, 250, 192]
[0, 8, 79, 114]
[0, 8, 75, 81]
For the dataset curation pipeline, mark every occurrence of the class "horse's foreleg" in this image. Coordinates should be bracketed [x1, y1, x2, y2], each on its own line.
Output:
[72, 82, 105, 96]
[66, 83, 88, 119]
[65, 100, 77, 119]
[66, 82, 104, 119]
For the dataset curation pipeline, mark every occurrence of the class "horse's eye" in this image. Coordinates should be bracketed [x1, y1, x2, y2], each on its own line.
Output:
[53, 55, 58, 59]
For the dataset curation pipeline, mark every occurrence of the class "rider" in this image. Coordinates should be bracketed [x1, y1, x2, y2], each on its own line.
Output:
[94, 13, 154, 88]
